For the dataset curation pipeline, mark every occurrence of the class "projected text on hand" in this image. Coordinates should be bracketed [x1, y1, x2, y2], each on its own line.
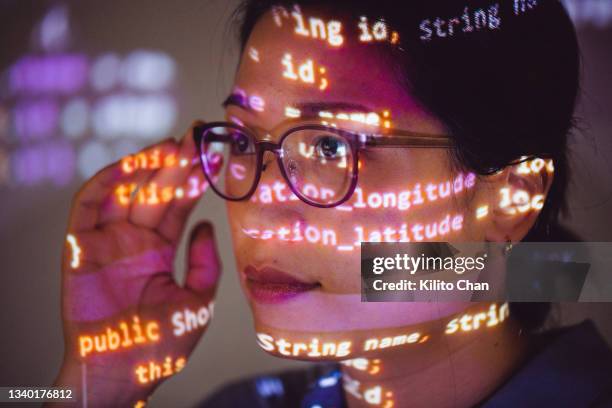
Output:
[134, 356, 186, 385]
[78, 316, 160, 358]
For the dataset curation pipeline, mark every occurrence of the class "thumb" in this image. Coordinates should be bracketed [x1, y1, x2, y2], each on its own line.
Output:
[185, 221, 222, 294]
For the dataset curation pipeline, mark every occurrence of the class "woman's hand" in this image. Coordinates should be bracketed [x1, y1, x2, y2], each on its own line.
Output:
[52, 124, 221, 407]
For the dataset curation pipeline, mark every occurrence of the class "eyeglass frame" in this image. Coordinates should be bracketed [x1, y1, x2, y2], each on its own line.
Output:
[193, 121, 454, 208]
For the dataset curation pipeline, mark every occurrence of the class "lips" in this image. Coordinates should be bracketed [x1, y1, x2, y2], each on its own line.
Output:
[243, 265, 320, 303]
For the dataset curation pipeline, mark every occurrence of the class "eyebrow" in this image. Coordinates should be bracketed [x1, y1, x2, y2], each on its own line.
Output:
[222, 93, 251, 111]
[222, 93, 373, 117]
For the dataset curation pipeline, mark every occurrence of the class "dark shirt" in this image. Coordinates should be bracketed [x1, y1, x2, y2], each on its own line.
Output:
[198, 321, 612, 408]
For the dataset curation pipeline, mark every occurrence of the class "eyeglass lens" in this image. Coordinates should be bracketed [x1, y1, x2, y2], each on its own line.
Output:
[199, 125, 356, 206]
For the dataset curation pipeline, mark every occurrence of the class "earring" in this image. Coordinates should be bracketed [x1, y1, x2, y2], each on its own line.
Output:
[503, 239, 513, 256]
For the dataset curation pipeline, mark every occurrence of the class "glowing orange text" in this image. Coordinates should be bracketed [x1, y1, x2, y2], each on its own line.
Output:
[134, 356, 186, 385]
[282, 53, 329, 90]
[78, 316, 160, 358]
[445, 302, 509, 334]
[121, 149, 182, 174]
[114, 176, 208, 206]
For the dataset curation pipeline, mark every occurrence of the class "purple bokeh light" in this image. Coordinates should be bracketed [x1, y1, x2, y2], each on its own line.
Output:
[12, 140, 76, 186]
[13, 99, 59, 141]
[9, 54, 88, 95]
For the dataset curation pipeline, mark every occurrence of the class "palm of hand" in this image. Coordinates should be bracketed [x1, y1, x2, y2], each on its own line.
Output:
[59, 130, 220, 395]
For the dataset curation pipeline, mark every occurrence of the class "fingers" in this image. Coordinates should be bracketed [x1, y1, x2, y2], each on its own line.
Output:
[68, 162, 124, 232]
[71, 124, 215, 237]
[155, 166, 209, 243]
[95, 166, 162, 227]
[127, 137, 186, 228]
[96, 139, 179, 226]
[69, 138, 178, 232]
[128, 123, 220, 244]
[128, 123, 206, 230]
[184, 221, 221, 294]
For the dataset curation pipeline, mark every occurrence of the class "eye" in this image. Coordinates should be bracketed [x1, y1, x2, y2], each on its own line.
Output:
[231, 131, 255, 155]
[314, 134, 349, 160]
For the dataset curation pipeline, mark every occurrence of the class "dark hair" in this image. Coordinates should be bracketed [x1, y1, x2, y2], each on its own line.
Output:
[231, 0, 581, 329]
[232, 0, 580, 240]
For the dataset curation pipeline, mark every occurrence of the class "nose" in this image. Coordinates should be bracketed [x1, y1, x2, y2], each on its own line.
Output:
[260, 149, 280, 175]
[239, 149, 307, 244]
[262, 153, 275, 172]
[248, 149, 302, 211]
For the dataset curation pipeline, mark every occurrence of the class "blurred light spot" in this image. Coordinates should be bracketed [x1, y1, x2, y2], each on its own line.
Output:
[10, 54, 88, 94]
[90, 53, 122, 92]
[121, 51, 175, 91]
[66, 234, 81, 269]
[61, 98, 89, 139]
[77, 140, 112, 179]
[318, 373, 340, 388]
[92, 94, 176, 139]
[13, 99, 59, 141]
[319, 377, 337, 388]
[563, 0, 612, 28]
[248, 47, 260, 62]
[39, 5, 70, 52]
[255, 377, 284, 398]
[12, 140, 75, 186]
[285, 106, 301, 118]
[476, 205, 489, 219]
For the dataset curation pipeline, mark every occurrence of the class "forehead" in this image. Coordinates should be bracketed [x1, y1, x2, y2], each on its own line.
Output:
[233, 6, 446, 134]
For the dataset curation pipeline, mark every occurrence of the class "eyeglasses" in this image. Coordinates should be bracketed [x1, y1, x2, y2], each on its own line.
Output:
[194, 121, 453, 208]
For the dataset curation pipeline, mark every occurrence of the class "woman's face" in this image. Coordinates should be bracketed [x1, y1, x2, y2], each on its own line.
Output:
[223, 7, 496, 359]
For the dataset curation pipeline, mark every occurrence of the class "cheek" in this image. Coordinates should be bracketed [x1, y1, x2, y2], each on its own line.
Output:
[225, 202, 250, 255]
[356, 152, 465, 219]
[456, 186, 489, 241]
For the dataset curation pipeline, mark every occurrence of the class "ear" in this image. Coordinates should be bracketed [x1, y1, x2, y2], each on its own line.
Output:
[484, 158, 554, 243]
